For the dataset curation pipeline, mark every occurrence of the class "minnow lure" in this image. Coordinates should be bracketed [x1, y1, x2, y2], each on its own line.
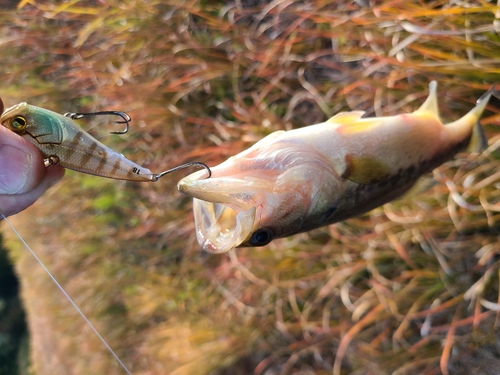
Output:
[178, 81, 494, 254]
[0, 101, 213, 375]
[0, 101, 210, 181]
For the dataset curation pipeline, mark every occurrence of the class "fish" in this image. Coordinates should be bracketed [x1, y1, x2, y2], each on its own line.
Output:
[0, 102, 210, 181]
[178, 81, 494, 254]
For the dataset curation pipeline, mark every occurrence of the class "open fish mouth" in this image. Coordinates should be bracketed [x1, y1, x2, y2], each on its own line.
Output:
[192, 199, 256, 253]
[178, 170, 266, 253]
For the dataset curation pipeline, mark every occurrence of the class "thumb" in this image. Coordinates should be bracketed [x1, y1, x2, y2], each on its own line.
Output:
[0, 126, 45, 194]
[0, 144, 35, 194]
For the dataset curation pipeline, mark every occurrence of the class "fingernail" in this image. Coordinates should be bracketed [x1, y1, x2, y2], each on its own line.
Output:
[0, 145, 32, 194]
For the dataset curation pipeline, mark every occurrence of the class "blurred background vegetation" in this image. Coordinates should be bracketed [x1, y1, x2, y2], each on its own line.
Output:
[0, 0, 500, 374]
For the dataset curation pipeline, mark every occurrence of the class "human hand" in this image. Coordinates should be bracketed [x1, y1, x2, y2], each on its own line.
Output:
[0, 125, 65, 217]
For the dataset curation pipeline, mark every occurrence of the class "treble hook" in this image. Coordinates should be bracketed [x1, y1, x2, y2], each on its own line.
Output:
[151, 161, 211, 181]
[64, 110, 132, 134]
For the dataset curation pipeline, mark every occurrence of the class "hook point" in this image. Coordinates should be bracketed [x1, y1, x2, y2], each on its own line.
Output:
[64, 110, 131, 134]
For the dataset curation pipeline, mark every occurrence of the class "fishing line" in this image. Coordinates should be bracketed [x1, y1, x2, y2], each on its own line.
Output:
[1, 213, 133, 375]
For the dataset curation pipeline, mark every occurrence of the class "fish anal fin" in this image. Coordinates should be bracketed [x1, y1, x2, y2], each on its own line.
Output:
[467, 120, 488, 152]
[398, 175, 437, 201]
[327, 111, 365, 124]
[342, 154, 390, 185]
[414, 81, 440, 120]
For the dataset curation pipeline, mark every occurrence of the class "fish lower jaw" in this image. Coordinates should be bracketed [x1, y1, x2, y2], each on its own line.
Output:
[197, 229, 239, 254]
[193, 199, 256, 253]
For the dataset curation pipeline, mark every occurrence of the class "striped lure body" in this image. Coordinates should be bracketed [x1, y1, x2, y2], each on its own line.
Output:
[0, 103, 156, 181]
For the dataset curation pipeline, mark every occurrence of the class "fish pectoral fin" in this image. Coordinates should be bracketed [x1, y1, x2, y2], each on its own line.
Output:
[342, 155, 390, 185]
[414, 81, 440, 120]
[327, 111, 365, 124]
[467, 120, 488, 152]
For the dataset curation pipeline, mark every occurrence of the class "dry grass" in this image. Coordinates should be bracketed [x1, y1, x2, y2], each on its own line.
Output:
[1, 0, 500, 374]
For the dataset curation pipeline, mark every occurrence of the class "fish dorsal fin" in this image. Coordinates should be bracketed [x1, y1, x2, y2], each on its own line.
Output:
[414, 81, 440, 120]
[326, 111, 365, 124]
[342, 154, 390, 185]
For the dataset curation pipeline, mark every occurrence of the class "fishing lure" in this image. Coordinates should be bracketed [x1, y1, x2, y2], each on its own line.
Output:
[0, 101, 214, 375]
[0, 101, 211, 181]
[179, 81, 495, 254]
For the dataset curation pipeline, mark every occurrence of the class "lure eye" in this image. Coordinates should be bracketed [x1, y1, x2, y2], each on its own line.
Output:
[249, 228, 274, 247]
[10, 116, 27, 132]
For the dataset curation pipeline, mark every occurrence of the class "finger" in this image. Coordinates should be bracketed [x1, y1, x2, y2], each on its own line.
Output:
[0, 126, 46, 194]
[0, 165, 65, 217]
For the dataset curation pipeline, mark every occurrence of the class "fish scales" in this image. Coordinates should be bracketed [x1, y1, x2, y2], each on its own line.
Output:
[178, 81, 495, 253]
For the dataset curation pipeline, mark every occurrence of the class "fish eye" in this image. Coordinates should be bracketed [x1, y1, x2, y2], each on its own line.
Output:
[249, 228, 274, 247]
[10, 116, 27, 131]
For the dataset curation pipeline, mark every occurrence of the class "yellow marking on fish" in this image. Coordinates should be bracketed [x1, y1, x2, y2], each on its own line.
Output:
[326, 111, 365, 124]
[335, 118, 382, 134]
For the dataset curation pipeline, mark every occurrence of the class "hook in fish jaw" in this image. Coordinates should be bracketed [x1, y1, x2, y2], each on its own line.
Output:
[64, 111, 132, 134]
[151, 161, 211, 182]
